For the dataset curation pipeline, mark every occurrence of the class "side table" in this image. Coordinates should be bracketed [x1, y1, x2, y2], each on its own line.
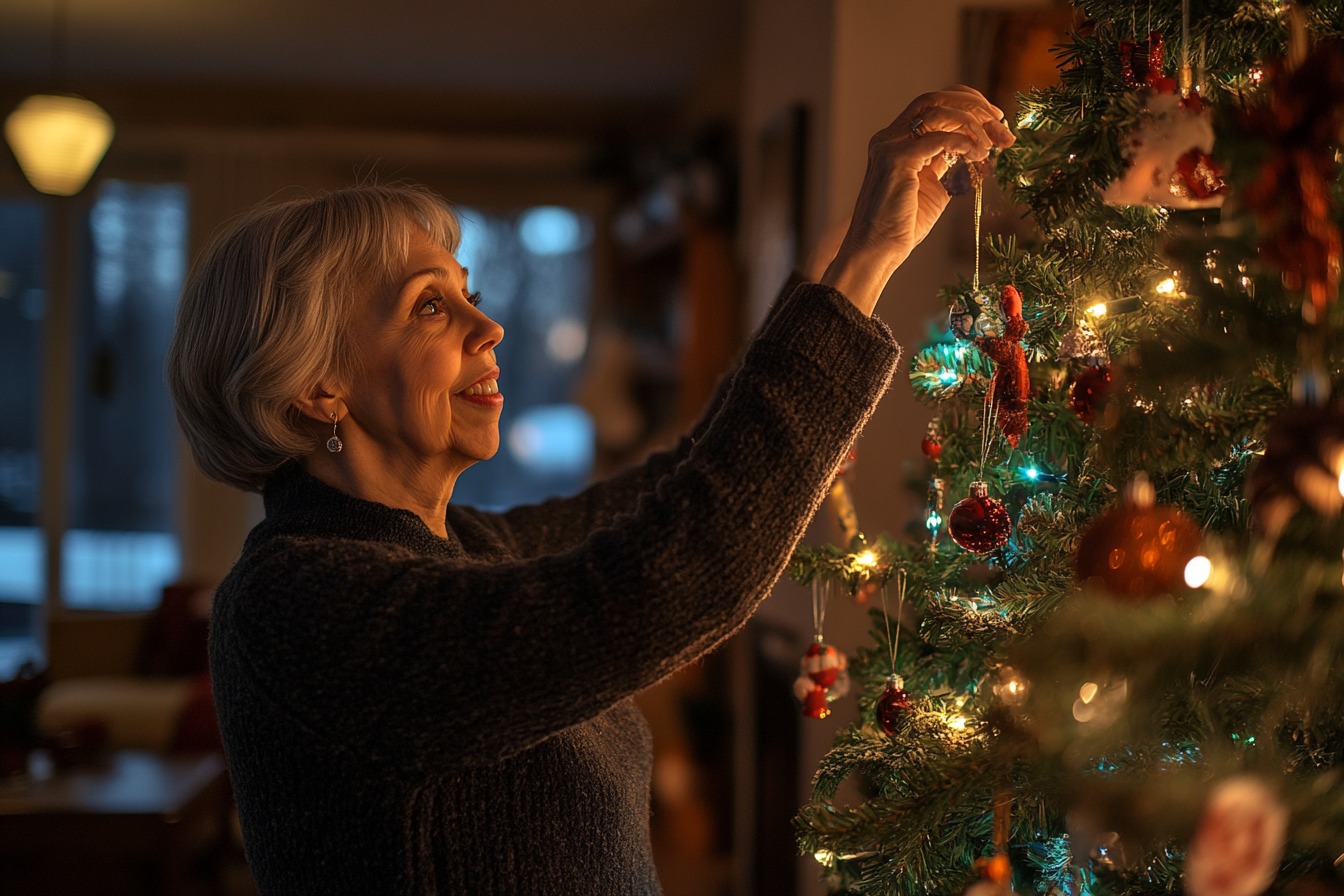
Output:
[0, 749, 231, 896]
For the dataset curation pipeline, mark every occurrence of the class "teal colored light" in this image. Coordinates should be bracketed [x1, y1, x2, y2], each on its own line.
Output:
[925, 512, 942, 532]
[1022, 467, 1041, 481]
[937, 369, 958, 383]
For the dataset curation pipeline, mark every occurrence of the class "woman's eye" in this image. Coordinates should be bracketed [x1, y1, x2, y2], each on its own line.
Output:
[419, 296, 443, 315]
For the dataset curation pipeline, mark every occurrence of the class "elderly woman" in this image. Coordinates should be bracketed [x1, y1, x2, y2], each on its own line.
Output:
[167, 87, 1011, 895]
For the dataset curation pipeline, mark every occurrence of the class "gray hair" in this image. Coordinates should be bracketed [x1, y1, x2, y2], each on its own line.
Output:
[167, 183, 462, 491]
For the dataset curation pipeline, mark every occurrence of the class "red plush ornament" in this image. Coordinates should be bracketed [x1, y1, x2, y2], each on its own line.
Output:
[1068, 364, 1113, 424]
[875, 675, 911, 735]
[949, 481, 1013, 554]
[801, 685, 831, 720]
[973, 285, 1030, 446]
[794, 640, 850, 719]
[804, 642, 843, 688]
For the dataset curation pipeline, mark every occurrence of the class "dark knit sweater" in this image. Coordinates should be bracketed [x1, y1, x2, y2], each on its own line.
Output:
[211, 277, 901, 895]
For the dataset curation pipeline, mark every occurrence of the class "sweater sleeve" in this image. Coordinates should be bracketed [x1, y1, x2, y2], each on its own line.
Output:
[482, 269, 811, 558]
[218, 282, 899, 770]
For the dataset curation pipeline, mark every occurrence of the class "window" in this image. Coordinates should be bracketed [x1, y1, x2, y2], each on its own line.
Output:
[64, 181, 186, 611]
[451, 206, 596, 511]
[0, 199, 46, 679]
[0, 181, 187, 677]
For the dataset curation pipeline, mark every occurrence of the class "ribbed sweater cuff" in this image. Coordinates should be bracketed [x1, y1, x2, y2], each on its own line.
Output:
[756, 280, 902, 396]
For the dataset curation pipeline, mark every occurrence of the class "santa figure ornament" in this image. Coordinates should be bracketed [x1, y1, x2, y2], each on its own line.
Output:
[795, 580, 850, 719]
[1102, 78, 1227, 208]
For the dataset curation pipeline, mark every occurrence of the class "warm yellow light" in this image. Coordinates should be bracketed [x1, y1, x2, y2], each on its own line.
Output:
[855, 550, 878, 568]
[5, 94, 114, 196]
[948, 715, 968, 731]
[1085, 302, 1108, 317]
[1184, 555, 1212, 588]
[1156, 278, 1177, 295]
[814, 850, 835, 865]
[1079, 682, 1098, 704]
[1338, 466, 1344, 498]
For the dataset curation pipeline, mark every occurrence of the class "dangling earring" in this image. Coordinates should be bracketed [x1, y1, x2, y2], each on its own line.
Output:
[326, 414, 343, 453]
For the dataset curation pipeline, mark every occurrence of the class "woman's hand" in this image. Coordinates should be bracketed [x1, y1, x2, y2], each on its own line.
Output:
[821, 86, 1015, 316]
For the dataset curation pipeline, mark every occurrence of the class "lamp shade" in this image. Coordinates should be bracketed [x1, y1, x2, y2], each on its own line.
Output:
[5, 94, 114, 196]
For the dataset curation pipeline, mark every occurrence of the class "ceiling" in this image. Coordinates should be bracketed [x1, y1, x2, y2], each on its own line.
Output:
[0, 0, 743, 101]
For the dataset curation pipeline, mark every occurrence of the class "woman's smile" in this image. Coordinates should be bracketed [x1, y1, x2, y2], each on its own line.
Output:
[457, 366, 503, 406]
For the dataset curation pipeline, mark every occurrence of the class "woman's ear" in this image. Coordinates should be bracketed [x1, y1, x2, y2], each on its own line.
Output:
[292, 387, 347, 426]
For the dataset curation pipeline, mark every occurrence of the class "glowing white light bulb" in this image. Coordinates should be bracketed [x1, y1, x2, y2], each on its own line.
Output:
[948, 715, 968, 731]
[1184, 556, 1212, 588]
[1085, 302, 1108, 317]
[1079, 682, 1098, 704]
[1156, 278, 1177, 295]
[855, 550, 878, 568]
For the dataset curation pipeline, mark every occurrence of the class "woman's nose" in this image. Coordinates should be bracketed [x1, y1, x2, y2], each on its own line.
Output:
[465, 307, 504, 355]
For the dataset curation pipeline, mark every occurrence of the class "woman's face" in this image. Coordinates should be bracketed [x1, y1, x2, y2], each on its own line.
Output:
[340, 227, 504, 472]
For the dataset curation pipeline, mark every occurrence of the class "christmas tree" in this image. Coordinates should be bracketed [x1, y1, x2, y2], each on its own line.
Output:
[788, 2, 1344, 895]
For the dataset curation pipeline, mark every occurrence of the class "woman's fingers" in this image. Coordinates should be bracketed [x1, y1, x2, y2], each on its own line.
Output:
[914, 106, 993, 152]
[902, 130, 984, 166]
[885, 86, 1015, 149]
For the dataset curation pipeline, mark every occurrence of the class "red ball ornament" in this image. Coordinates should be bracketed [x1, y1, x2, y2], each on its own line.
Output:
[1068, 364, 1112, 424]
[949, 481, 1012, 554]
[920, 436, 943, 460]
[875, 675, 911, 735]
[1074, 476, 1202, 599]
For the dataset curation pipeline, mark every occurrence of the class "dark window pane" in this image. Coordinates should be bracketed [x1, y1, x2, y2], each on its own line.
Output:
[64, 180, 187, 611]
[0, 199, 46, 677]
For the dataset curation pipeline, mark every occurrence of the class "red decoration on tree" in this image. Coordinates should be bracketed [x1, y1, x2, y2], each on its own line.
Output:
[1119, 32, 1170, 89]
[1074, 475, 1202, 599]
[1173, 148, 1228, 202]
[804, 642, 843, 688]
[875, 675, 911, 736]
[1239, 43, 1344, 320]
[801, 686, 831, 720]
[1068, 364, 1112, 423]
[1246, 401, 1344, 539]
[974, 285, 1030, 446]
[949, 481, 1012, 554]
[794, 640, 849, 719]
[921, 436, 942, 460]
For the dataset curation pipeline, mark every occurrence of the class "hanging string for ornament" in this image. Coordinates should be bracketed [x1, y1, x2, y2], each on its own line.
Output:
[875, 570, 911, 735]
[948, 162, 1003, 342]
[796, 578, 849, 719]
[970, 161, 983, 294]
[1180, 0, 1192, 95]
